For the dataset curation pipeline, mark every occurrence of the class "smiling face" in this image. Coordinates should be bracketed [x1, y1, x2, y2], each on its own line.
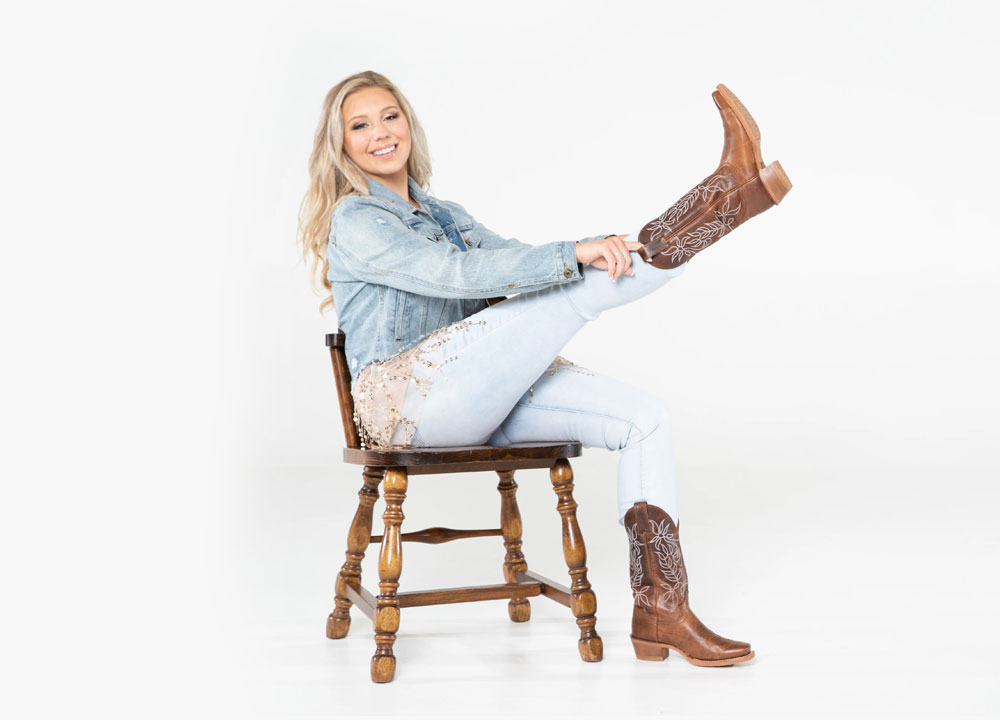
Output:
[341, 86, 412, 186]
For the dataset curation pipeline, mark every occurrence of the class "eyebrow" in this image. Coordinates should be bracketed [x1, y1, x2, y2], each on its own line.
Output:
[347, 106, 400, 124]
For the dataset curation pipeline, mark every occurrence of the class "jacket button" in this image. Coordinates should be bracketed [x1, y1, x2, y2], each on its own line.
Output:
[563, 267, 573, 278]
[508, 283, 515, 288]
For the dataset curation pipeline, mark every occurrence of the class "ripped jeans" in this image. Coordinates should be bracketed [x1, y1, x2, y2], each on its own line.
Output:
[371, 235, 688, 527]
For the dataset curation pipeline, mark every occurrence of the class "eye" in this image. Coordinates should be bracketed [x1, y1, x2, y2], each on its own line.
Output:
[352, 113, 400, 131]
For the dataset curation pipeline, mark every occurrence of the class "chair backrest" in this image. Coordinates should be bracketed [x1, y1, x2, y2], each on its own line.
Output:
[325, 330, 360, 449]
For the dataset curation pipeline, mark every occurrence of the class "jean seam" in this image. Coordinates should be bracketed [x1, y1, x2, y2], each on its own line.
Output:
[512, 401, 643, 430]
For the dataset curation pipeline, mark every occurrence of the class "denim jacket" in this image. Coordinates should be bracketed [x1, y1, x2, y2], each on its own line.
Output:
[328, 174, 608, 381]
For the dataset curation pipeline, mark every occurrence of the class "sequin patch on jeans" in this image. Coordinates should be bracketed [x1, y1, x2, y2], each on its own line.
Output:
[350, 318, 488, 449]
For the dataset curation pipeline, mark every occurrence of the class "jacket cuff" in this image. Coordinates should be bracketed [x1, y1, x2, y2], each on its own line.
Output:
[559, 240, 584, 280]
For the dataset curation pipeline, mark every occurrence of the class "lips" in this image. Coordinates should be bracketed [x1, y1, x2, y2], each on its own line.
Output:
[371, 143, 398, 158]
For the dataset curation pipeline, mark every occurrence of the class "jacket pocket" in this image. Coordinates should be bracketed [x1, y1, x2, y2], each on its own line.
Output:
[393, 288, 428, 342]
[456, 221, 478, 248]
[446, 204, 479, 248]
[421, 296, 446, 334]
[393, 288, 407, 341]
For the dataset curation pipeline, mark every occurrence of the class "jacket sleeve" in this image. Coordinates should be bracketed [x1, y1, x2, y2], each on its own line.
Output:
[440, 198, 613, 254]
[331, 195, 588, 299]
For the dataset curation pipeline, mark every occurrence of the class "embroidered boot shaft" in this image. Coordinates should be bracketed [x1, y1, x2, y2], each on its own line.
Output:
[637, 84, 792, 269]
[624, 501, 755, 666]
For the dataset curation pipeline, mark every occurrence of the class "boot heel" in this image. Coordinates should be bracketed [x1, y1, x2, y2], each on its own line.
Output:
[631, 635, 670, 662]
[759, 160, 792, 205]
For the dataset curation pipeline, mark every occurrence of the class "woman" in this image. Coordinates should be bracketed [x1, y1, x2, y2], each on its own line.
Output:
[297, 70, 791, 667]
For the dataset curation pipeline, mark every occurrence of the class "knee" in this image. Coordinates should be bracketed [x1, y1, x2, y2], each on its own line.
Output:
[618, 402, 671, 449]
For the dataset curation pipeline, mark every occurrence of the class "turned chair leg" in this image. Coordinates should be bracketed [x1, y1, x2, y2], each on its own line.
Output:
[371, 466, 407, 683]
[497, 470, 530, 622]
[549, 458, 603, 662]
[327, 466, 382, 639]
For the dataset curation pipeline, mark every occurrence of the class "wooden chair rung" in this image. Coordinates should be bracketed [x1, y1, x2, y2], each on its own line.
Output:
[396, 582, 543, 608]
[516, 569, 571, 607]
[344, 584, 376, 620]
[351, 577, 566, 611]
[370, 526, 503, 545]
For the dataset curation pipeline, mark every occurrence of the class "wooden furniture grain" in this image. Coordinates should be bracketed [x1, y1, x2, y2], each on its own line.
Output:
[324, 317, 603, 683]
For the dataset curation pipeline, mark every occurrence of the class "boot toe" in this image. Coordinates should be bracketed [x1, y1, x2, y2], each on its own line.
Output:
[719, 639, 752, 660]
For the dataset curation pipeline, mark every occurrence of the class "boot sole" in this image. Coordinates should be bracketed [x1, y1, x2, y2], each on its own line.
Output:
[631, 634, 756, 667]
[715, 83, 763, 168]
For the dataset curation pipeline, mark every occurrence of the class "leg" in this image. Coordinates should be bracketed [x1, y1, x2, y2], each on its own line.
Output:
[486, 366, 679, 527]
[486, 370, 752, 667]
[371, 467, 407, 683]
[549, 458, 602, 662]
[328, 466, 382, 639]
[497, 470, 530, 622]
[401, 242, 687, 448]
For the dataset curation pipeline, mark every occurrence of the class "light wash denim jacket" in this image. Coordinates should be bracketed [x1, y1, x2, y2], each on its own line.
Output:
[328, 175, 608, 381]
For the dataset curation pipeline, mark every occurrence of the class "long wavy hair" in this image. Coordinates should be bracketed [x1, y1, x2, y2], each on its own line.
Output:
[297, 71, 433, 314]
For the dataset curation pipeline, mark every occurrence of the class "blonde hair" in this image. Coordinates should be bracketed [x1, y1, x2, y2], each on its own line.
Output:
[297, 70, 433, 314]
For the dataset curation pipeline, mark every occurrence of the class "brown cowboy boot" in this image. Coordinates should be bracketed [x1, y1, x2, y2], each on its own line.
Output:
[636, 83, 792, 269]
[625, 501, 754, 666]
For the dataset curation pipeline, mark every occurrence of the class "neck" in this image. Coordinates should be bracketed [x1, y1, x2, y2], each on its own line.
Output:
[370, 169, 411, 206]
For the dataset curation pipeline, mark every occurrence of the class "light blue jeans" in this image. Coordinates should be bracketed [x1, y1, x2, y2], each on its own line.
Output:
[395, 237, 688, 527]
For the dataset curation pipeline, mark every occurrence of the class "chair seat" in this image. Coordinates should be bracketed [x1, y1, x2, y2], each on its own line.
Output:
[344, 441, 582, 474]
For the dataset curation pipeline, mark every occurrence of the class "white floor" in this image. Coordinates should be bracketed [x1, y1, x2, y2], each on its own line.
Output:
[219, 459, 1000, 718]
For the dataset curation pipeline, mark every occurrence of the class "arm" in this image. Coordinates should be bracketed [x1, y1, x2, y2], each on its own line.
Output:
[330, 195, 584, 299]
[440, 198, 612, 255]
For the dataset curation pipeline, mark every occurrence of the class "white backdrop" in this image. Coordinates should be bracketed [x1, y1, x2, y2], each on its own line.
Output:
[4, 1, 999, 717]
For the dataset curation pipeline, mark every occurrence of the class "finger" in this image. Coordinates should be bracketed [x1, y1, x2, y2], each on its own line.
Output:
[608, 241, 627, 279]
[613, 238, 632, 276]
[610, 249, 622, 280]
[608, 244, 624, 279]
[612, 245, 625, 279]
[621, 241, 635, 275]
[602, 248, 617, 280]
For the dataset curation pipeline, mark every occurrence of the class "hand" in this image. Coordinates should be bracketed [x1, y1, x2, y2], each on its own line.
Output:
[575, 235, 643, 281]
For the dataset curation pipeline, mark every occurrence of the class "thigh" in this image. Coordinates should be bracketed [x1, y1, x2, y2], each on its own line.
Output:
[401, 286, 588, 448]
[484, 360, 671, 450]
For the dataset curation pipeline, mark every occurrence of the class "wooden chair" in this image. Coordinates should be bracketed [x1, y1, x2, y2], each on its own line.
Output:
[324, 310, 603, 683]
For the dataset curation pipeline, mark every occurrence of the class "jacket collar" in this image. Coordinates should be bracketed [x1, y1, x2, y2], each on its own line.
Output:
[366, 174, 430, 214]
